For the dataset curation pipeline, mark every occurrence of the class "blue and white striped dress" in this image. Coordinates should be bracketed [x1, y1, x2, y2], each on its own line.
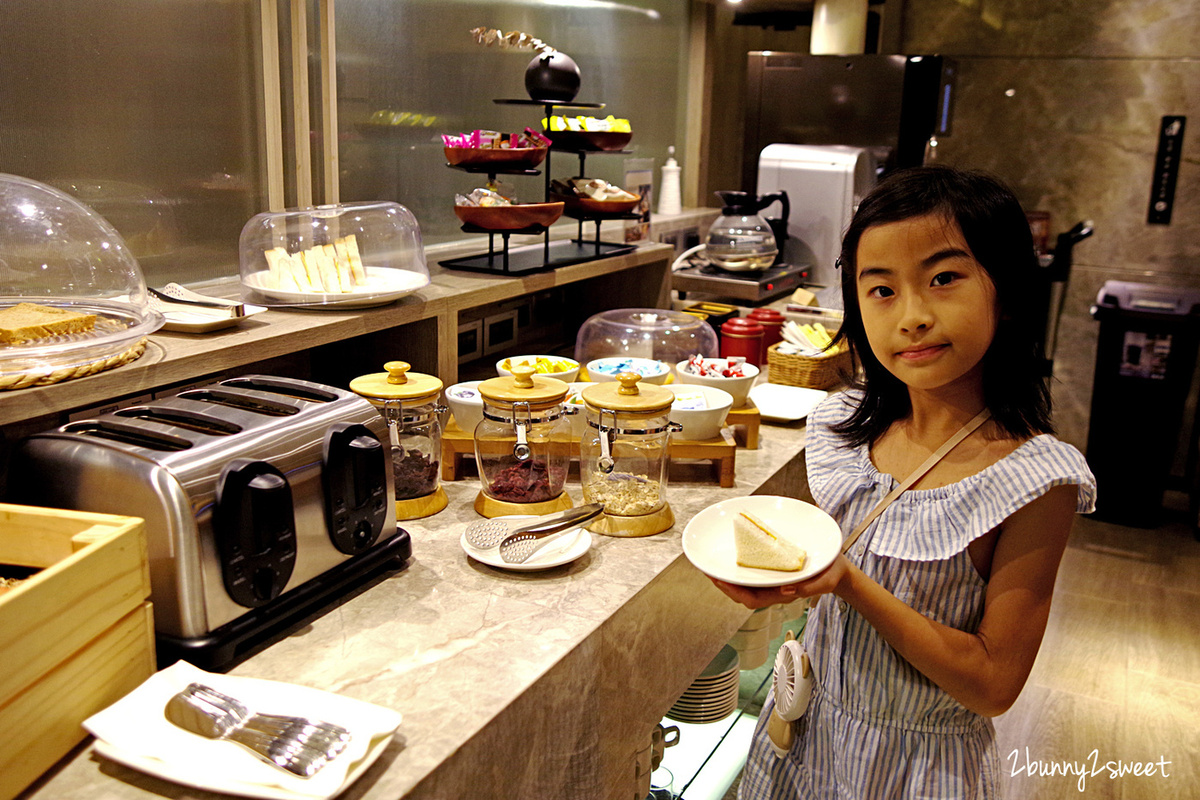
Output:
[739, 392, 1097, 800]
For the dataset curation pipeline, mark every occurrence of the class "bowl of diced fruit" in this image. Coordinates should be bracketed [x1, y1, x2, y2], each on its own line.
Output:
[496, 355, 581, 384]
[674, 356, 759, 408]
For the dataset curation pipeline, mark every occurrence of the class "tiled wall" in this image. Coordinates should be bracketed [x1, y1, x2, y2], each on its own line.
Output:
[900, 1, 1200, 453]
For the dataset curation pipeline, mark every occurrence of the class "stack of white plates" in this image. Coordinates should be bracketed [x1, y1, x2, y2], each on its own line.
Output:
[667, 645, 740, 724]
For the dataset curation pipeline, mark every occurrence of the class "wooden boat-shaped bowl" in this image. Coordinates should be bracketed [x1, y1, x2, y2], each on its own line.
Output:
[454, 202, 565, 231]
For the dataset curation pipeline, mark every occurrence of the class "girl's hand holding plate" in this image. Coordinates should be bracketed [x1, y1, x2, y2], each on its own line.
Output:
[709, 553, 850, 609]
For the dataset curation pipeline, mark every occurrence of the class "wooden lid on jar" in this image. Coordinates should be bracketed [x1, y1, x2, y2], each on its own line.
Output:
[479, 363, 569, 407]
[350, 361, 443, 403]
[581, 372, 673, 414]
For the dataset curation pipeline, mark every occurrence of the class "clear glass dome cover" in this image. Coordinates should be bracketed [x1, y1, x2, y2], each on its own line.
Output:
[239, 201, 430, 308]
[574, 308, 719, 370]
[0, 173, 163, 383]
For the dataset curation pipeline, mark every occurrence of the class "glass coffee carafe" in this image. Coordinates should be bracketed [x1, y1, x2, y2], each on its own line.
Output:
[579, 372, 682, 536]
[349, 361, 447, 520]
[474, 363, 575, 517]
[705, 191, 790, 271]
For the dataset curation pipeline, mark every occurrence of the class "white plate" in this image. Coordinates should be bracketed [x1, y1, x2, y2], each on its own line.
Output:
[748, 383, 828, 422]
[460, 523, 592, 571]
[242, 266, 429, 309]
[92, 736, 393, 800]
[160, 303, 268, 333]
[673, 691, 737, 707]
[85, 660, 402, 800]
[682, 495, 842, 588]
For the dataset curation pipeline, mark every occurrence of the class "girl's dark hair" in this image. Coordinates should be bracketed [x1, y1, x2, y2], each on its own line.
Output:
[830, 164, 1053, 446]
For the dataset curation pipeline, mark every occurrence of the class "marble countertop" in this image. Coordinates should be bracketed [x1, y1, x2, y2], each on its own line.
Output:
[21, 403, 815, 800]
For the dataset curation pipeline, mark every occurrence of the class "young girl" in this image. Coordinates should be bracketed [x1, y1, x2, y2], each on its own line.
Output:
[712, 166, 1096, 799]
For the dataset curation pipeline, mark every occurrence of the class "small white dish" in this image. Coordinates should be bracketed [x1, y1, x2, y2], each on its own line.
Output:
[564, 382, 590, 438]
[585, 356, 670, 384]
[85, 660, 402, 800]
[159, 303, 268, 333]
[674, 358, 759, 408]
[667, 384, 733, 441]
[444, 380, 484, 433]
[682, 495, 842, 588]
[495, 355, 581, 384]
[460, 519, 592, 571]
[748, 384, 828, 422]
[242, 266, 428, 308]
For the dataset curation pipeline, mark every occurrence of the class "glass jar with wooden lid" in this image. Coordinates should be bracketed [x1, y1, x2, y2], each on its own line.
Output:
[474, 363, 575, 517]
[349, 361, 447, 520]
[579, 372, 683, 536]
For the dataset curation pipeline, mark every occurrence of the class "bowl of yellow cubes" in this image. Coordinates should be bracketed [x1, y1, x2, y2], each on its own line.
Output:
[495, 355, 581, 384]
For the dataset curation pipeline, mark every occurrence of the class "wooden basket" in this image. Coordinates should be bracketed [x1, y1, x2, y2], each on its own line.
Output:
[0, 504, 153, 800]
[766, 341, 852, 390]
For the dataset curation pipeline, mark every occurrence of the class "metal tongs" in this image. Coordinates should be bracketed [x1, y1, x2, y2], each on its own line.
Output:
[149, 282, 246, 317]
[465, 503, 604, 551]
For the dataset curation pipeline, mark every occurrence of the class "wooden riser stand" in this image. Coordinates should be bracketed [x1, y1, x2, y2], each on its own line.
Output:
[441, 418, 738, 488]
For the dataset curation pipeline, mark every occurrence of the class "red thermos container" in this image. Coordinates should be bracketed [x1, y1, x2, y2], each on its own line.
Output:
[747, 308, 785, 363]
[720, 317, 765, 367]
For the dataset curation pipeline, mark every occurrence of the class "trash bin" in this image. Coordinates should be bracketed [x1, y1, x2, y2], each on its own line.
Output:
[1086, 281, 1200, 527]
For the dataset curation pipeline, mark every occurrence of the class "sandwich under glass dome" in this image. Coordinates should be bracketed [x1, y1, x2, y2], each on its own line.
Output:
[238, 200, 429, 308]
[0, 173, 163, 389]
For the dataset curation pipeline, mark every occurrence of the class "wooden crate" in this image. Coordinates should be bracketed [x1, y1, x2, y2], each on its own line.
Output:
[0, 504, 154, 800]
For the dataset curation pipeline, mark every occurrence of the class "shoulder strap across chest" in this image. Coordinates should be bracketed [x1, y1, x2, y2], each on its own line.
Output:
[839, 408, 992, 555]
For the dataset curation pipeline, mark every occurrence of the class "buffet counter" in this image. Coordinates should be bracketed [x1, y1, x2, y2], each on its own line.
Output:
[18, 406, 810, 800]
[6, 221, 819, 800]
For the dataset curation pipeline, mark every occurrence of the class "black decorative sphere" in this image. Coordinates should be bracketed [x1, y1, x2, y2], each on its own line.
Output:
[524, 51, 581, 103]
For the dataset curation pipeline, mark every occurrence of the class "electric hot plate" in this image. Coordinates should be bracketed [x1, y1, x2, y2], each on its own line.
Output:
[672, 260, 809, 303]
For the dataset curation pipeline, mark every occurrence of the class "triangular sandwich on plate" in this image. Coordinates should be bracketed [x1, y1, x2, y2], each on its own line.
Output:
[734, 511, 807, 571]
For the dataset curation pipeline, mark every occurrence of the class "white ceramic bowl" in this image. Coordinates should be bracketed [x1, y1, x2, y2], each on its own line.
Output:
[444, 380, 485, 433]
[563, 382, 590, 439]
[495, 354, 581, 383]
[674, 358, 760, 409]
[667, 384, 733, 441]
[585, 356, 670, 384]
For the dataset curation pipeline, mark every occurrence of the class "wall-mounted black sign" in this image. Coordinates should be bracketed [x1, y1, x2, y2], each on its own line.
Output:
[1147, 115, 1185, 225]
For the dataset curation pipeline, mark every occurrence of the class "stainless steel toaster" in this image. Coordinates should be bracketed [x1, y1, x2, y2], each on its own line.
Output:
[7, 374, 410, 669]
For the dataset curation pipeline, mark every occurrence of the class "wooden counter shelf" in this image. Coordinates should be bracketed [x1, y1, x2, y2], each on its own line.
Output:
[0, 241, 676, 431]
[10, 215, 781, 800]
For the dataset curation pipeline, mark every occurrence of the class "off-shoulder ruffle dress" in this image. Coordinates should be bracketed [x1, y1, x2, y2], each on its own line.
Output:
[739, 392, 1096, 800]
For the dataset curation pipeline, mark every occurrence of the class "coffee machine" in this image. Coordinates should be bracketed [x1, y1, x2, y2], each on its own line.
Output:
[743, 52, 956, 288]
[673, 52, 955, 304]
[756, 144, 876, 289]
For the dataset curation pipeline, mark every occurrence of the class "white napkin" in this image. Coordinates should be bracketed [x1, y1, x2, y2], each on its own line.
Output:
[85, 660, 402, 800]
